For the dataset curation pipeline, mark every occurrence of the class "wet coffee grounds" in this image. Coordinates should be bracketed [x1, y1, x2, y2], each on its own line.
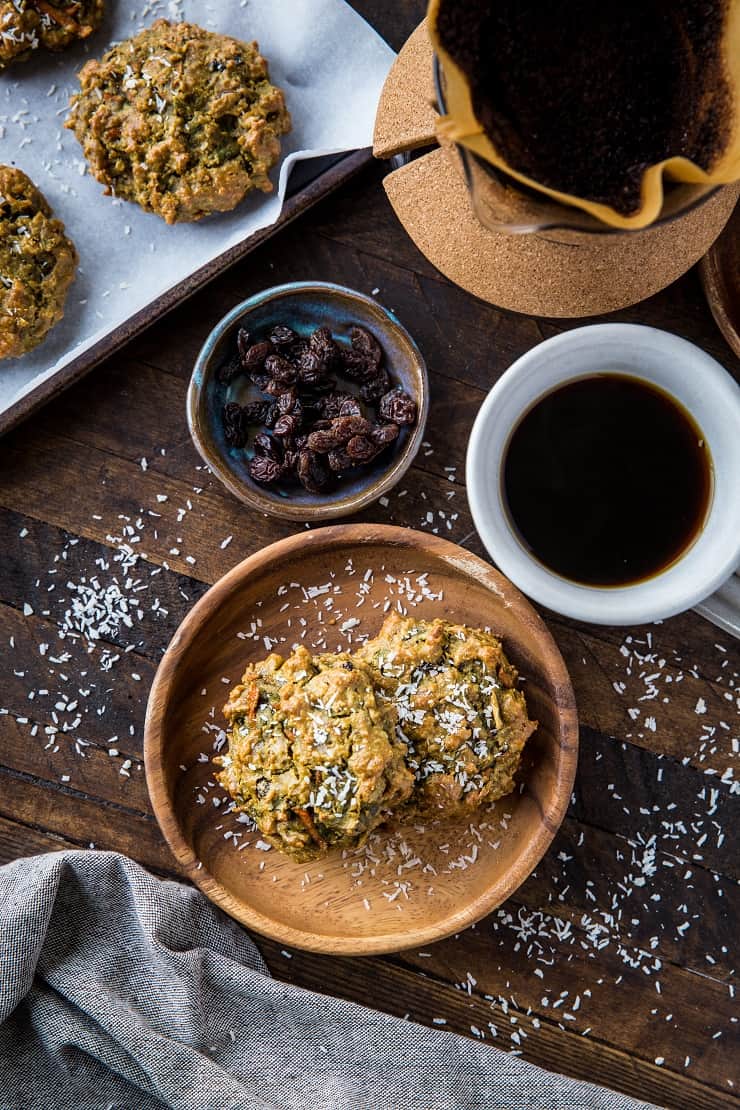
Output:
[436, 0, 731, 215]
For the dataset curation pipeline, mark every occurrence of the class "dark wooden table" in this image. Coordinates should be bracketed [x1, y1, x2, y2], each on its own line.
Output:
[1, 5, 738, 1107]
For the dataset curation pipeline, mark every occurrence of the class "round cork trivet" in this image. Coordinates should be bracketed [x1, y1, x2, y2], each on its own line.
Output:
[383, 148, 740, 317]
[373, 21, 438, 160]
[375, 21, 740, 317]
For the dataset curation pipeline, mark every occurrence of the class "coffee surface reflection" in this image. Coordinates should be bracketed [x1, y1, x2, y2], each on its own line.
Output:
[503, 375, 713, 587]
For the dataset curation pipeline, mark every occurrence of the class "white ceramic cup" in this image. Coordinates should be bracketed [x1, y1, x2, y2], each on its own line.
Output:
[466, 323, 740, 625]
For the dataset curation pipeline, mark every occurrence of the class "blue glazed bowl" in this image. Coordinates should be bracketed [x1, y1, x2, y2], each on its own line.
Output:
[187, 282, 429, 521]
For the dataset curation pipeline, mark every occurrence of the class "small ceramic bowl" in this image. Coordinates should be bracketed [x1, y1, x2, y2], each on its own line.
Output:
[187, 282, 428, 521]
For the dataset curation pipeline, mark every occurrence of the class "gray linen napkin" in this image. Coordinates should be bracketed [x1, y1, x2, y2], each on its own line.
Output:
[0, 850, 658, 1110]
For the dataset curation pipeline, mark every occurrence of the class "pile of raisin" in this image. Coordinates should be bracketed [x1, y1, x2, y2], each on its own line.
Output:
[218, 322, 417, 494]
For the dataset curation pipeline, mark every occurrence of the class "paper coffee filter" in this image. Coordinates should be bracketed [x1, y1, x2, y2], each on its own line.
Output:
[428, 0, 740, 230]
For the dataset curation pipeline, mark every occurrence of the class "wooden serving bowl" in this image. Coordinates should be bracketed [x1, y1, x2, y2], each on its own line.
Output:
[700, 199, 740, 360]
[144, 525, 578, 955]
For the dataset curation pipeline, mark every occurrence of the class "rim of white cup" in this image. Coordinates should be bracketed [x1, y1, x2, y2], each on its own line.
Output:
[466, 324, 740, 625]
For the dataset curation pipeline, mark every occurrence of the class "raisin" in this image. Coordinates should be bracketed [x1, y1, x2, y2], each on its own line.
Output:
[250, 371, 272, 392]
[339, 396, 363, 417]
[281, 451, 298, 479]
[242, 401, 270, 424]
[317, 391, 361, 419]
[345, 435, 378, 462]
[297, 349, 329, 387]
[297, 449, 332, 493]
[236, 327, 250, 361]
[273, 413, 302, 437]
[328, 447, 354, 473]
[379, 387, 417, 426]
[289, 339, 310, 365]
[222, 402, 248, 448]
[254, 432, 281, 461]
[264, 402, 280, 429]
[277, 389, 299, 414]
[309, 325, 333, 349]
[350, 325, 382, 367]
[331, 414, 372, 442]
[340, 348, 373, 383]
[264, 353, 298, 385]
[269, 324, 297, 348]
[218, 354, 242, 385]
[304, 375, 336, 395]
[240, 338, 273, 372]
[248, 455, 282, 484]
[360, 372, 390, 405]
[306, 427, 341, 453]
[314, 393, 339, 419]
[301, 355, 335, 390]
[309, 326, 340, 369]
[370, 422, 400, 447]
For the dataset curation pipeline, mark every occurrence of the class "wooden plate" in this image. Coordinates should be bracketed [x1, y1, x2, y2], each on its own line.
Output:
[700, 199, 740, 359]
[144, 525, 578, 955]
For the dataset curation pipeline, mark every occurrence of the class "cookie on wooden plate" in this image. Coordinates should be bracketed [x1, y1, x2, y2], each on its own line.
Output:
[0, 166, 78, 360]
[216, 645, 414, 862]
[356, 613, 537, 821]
[0, 0, 104, 68]
[66, 19, 291, 224]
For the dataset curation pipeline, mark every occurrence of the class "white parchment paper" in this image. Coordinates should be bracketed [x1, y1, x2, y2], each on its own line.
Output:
[0, 0, 394, 414]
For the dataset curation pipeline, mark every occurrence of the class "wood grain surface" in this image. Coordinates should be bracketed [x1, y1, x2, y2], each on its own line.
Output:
[1, 3, 738, 1107]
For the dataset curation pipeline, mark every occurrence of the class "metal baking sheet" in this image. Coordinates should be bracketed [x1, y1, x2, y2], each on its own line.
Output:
[0, 0, 394, 433]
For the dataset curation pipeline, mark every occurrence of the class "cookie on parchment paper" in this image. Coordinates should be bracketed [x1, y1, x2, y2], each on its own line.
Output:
[0, 166, 78, 360]
[66, 19, 292, 225]
[0, 0, 104, 68]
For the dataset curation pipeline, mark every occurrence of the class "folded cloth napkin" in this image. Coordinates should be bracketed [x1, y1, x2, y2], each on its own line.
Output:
[0, 851, 657, 1110]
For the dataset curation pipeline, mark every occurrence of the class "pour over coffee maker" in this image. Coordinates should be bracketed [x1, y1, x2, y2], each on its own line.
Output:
[373, 3, 740, 317]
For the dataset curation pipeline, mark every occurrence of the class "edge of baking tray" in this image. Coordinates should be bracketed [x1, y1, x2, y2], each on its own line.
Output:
[0, 147, 374, 438]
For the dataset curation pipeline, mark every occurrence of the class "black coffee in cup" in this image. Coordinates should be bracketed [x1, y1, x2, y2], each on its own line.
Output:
[502, 375, 713, 587]
[435, 0, 732, 215]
